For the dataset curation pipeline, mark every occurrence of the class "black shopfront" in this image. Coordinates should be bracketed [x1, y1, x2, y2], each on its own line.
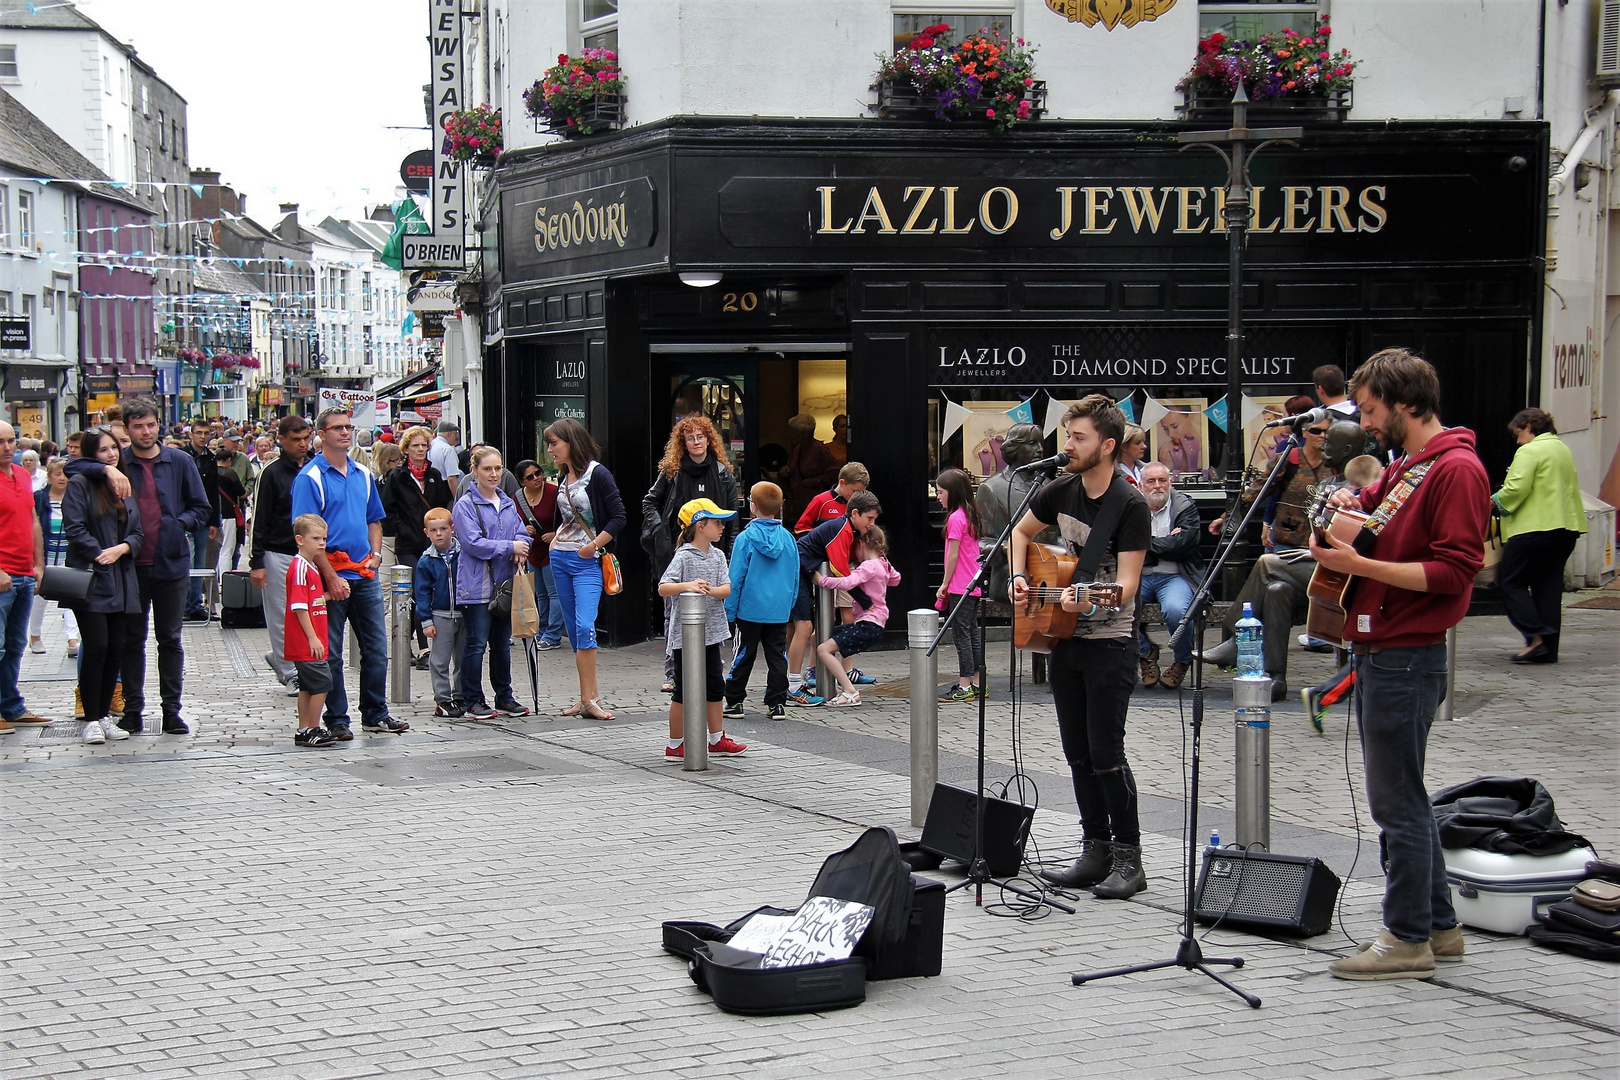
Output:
[483, 118, 1547, 646]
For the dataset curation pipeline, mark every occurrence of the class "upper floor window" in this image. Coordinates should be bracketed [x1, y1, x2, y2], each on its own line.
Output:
[16, 190, 31, 250]
[140, 83, 149, 116]
[0, 185, 10, 248]
[1199, 1, 1321, 39]
[893, 4, 1014, 50]
[581, 0, 617, 51]
[0, 44, 18, 80]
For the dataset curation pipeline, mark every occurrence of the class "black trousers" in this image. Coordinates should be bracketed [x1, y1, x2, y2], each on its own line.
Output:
[122, 565, 187, 723]
[1048, 636, 1141, 847]
[1499, 529, 1580, 653]
[76, 609, 131, 722]
[726, 620, 789, 707]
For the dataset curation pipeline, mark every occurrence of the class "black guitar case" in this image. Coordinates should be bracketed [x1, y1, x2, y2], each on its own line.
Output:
[662, 826, 945, 1015]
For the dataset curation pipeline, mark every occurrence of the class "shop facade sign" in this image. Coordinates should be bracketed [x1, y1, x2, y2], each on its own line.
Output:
[411, 0, 467, 271]
[0, 318, 29, 350]
[500, 157, 668, 281]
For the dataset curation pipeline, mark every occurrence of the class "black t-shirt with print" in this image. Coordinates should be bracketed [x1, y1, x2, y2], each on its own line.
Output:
[1027, 472, 1151, 642]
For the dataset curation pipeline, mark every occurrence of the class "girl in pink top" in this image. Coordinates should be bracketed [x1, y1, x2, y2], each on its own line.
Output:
[935, 469, 984, 702]
[815, 526, 901, 706]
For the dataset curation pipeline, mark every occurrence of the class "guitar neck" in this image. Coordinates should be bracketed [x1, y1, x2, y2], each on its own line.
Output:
[1024, 585, 1116, 604]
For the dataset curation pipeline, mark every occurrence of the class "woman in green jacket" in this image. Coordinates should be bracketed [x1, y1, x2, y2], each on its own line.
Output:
[1493, 408, 1586, 663]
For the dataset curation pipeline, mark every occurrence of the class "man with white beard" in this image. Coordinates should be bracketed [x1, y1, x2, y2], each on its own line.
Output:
[1135, 462, 1203, 691]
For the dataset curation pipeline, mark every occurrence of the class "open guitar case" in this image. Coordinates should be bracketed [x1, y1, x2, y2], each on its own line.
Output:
[661, 826, 945, 1015]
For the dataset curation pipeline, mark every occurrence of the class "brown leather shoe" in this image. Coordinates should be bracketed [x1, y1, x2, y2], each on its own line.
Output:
[1139, 645, 1160, 688]
[0, 718, 13, 734]
[8, 711, 53, 725]
[1160, 660, 1188, 689]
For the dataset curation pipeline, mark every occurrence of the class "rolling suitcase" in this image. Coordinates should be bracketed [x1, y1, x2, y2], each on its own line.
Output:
[220, 570, 265, 628]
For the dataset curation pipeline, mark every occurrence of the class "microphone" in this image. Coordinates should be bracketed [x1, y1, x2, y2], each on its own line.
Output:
[1261, 406, 1329, 431]
[1014, 451, 1072, 473]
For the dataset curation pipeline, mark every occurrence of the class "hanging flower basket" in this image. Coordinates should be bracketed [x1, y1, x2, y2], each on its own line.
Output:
[525, 49, 625, 137]
[443, 104, 503, 165]
[870, 24, 1044, 133]
[1177, 25, 1357, 120]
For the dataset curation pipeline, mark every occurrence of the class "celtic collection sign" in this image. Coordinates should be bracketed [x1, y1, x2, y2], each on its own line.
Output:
[1045, 0, 1177, 30]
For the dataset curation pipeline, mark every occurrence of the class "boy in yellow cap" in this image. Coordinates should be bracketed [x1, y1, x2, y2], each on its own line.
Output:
[657, 499, 746, 759]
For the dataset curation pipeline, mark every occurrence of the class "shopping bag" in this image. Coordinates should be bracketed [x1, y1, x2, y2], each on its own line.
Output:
[511, 566, 541, 639]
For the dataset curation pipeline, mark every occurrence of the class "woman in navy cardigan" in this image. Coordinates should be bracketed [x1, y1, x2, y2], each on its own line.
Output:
[542, 418, 626, 720]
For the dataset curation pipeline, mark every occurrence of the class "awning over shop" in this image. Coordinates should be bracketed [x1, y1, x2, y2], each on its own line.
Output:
[376, 364, 442, 400]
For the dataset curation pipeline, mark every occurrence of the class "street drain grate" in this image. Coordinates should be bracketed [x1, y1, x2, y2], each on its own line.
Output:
[1571, 595, 1620, 610]
[335, 752, 590, 786]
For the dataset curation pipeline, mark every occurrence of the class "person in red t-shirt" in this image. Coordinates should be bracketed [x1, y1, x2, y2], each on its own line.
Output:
[286, 514, 336, 748]
[793, 461, 869, 536]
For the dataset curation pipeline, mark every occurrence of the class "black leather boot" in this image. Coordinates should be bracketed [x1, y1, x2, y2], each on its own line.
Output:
[1091, 843, 1147, 899]
[1040, 840, 1112, 888]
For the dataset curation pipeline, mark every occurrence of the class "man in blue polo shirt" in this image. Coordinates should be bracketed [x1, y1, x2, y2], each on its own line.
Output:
[291, 407, 408, 737]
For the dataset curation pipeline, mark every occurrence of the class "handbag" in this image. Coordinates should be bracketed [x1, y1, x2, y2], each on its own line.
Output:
[601, 552, 623, 595]
[1475, 514, 1504, 588]
[39, 564, 94, 603]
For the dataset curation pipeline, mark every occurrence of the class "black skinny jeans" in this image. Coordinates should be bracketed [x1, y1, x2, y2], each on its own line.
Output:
[122, 565, 187, 723]
[948, 593, 982, 679]
[1499, 529, 1580, 651]
[1048, 635, 1141, 847]
[77, 609, 132, 722]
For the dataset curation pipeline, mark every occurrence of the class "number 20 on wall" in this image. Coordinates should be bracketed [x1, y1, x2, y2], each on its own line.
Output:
[721, 291, 758, 313]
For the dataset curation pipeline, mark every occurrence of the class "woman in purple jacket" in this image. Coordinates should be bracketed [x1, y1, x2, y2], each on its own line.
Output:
[450, 446, 531, 720]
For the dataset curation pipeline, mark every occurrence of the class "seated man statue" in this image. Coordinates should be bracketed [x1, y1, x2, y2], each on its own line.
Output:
[1137, 463, 1203, 690]
[976, 423, 1055, 602]
[1196, 419, 1363, 700]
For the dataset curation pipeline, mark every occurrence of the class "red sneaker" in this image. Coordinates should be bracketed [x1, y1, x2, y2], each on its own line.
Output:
[710, 735, 748, 757]
[664, 743, 683, 761]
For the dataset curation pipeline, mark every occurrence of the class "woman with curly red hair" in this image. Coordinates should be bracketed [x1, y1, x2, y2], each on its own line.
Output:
[642, 414, 740, 691]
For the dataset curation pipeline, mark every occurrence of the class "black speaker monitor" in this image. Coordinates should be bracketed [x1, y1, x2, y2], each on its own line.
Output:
[1194, 849, 1342, 937]
[919, 783, 1034, 879]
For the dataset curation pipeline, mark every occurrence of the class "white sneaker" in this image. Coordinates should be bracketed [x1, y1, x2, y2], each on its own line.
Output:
[82, 720, 105, 745]
[100, 719, 130, 742]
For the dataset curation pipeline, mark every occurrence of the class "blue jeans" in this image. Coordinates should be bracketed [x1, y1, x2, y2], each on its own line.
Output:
[1355, 644, 1457, 943]
[322, 574, 390, 729]
[1137, 571, 1194, 664]
[550, 550, 602, 650]
[0, 574, 36, 720]
[458, 601, 513, 706]
[186, 526, 211, 613]
[539, 563, 567, 646]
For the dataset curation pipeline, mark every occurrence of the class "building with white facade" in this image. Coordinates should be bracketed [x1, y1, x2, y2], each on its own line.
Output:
[468, 0, 1617, 643]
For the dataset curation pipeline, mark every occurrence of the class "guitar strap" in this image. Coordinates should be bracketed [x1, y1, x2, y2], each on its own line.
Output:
[1355, 451, 1456, 550]
[1073, 475, 1132, 584]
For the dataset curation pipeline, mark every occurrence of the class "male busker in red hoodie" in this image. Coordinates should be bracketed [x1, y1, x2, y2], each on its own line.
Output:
[1311, 348, 1487, 982]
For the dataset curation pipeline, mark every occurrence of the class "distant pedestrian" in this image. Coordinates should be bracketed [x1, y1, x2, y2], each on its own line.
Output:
[62, 429, 141, 744]
[1494, 407, 1586, 664]
[291, 407, 408, 737]
[30, 459, 80, 658]
[451, 447, 531, 720]
[414, 509, 464, 717]
[722, 482, 796, 722]
[286, 514, 336, 748]
[430, 419, 464, 496]
[779, 413, 839, 529]
[184, 419, 222, 621]
[382, 426, 452, 661]
[933, 469, 983, 702]
[659, 498, 745, 761]
[249, 415, 312, 692]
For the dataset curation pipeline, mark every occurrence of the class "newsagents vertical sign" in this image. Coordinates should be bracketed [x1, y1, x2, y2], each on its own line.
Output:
[406, 0, 466, 270]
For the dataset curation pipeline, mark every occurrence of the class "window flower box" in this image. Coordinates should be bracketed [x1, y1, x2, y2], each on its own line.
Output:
[1177, 25, 1357, 122]
[526, 49, 625, 138]
[870, 24, 1045, 134]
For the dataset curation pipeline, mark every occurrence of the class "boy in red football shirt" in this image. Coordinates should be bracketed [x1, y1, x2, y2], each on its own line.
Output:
[793, 461, 869, 535]
[287, 514, 336, 747]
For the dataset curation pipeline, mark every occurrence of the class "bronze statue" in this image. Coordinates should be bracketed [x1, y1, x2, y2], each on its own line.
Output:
[975, 423, 1055, 599]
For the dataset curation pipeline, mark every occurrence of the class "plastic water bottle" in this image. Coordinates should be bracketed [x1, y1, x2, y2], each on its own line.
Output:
[1235, 602, 1266, 679]
[1209, 829, 1221, 853]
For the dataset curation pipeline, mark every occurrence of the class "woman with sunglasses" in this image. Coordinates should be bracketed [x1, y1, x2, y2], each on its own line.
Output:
[513, 459, 566, 650]
[543, 419, 626, 720]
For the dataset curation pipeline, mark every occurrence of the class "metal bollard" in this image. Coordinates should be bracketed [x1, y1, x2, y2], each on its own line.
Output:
[1438, 624, 1458, 722]
[1233, 676, 1272, 851]
[679, 590, 708, 771]
[815, 561, 835, 699]
[908, 609, 940, 828]
[389, 565, 412, 704]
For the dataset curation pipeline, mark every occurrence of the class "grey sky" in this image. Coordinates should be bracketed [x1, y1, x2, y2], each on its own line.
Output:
[84, 0, 433, 225]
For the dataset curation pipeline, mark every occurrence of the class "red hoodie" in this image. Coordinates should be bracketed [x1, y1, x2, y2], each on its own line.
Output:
[1344, 427, 1488, 649]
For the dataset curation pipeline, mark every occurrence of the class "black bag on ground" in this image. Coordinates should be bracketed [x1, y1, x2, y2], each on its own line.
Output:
[662, 826, 944, 1014]
[220, 570, 265, 628]
[1529, 924, 1620, 962]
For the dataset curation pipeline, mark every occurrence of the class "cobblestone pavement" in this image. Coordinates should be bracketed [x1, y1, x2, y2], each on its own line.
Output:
[2, 590, 1615, 1079]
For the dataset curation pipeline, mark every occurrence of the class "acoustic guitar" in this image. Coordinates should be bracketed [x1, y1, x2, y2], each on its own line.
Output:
[1304, 494, 1368, 647]
[1012, 543, 1125, 653]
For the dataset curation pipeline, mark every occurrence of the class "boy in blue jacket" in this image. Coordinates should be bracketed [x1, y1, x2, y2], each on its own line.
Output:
[722, 482, 798, 721]
[413, 509, 464, 717]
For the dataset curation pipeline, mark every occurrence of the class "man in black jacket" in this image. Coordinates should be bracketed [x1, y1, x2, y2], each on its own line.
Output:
[184, 422, 222, 620]
[248, 415, 311, 691]
[1137, 463, 1203, 690]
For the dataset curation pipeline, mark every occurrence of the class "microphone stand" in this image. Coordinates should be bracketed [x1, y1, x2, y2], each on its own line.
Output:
[927, 458, 1074, 914]
[1069, 429, 1305, 1008]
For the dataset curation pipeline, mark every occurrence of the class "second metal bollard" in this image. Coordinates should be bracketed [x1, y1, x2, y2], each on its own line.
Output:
[908, 609, 940, 828]
[679, 590, 708, 771]
[815, 561, 835, 699]
[389, 565, 413, 704]
[1233, 676, 1272, 851]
